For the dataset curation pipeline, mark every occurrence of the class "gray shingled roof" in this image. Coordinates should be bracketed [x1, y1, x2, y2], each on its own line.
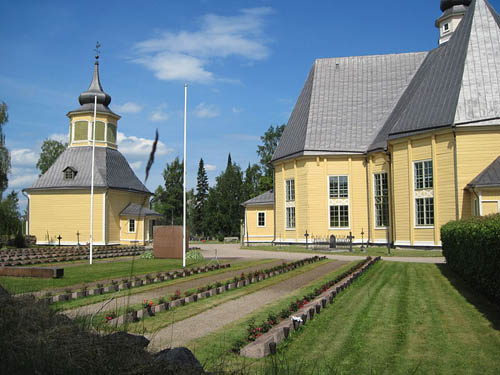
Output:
[272, 52, 427, 161]
[120, 203, 162, 217]
[467, 156, 500, 187]
[25, 146, 150, 194]
[275, 0, 500, 158]
[242, 190, 274, 207]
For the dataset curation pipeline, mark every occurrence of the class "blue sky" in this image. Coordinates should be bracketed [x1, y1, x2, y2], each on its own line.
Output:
[2, 0, 498, 210]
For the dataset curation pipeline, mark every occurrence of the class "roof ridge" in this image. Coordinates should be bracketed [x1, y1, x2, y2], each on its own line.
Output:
[315, 51, 428, 62]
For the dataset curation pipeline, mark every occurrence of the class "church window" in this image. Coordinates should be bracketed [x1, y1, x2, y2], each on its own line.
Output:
[329, 175, 350, 228]
[64, 168, 76, 180]
[374, 173, 389, 227]
[94, 121, 105, 141]
[329, 176, 348, 198]
[73, 121, 88, 141]
[414, 160, 434, 226]
[257, 212, 266, 227]
[107, 123, 117, 144]
[128, 219, 136, 233]
[286, 179, 295, 201]
[443, 23, 450, 33]
[286, 207, 295, 229]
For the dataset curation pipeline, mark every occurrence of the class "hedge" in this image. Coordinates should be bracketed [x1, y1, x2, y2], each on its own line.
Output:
[441, 213, 500, 303]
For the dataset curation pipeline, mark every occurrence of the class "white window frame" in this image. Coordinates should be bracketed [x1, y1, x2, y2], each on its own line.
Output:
[413, 160, 434, 228]
[285, 179, 295, 202]
[286, 207, 296, 230]
[128, 218, 136, 233]
[373, 172, 389, 229]
[72, 120, 90, 143]
[328, 175, 350, 230]
[64, 169, 75, 180]
[443, 23, 450, 33]
[257, 212, 266, 227]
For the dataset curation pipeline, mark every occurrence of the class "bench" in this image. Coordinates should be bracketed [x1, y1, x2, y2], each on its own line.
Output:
[223, 237, 239, 243]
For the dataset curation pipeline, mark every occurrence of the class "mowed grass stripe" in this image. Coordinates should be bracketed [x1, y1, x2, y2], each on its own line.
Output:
[274, 262, 500, 374]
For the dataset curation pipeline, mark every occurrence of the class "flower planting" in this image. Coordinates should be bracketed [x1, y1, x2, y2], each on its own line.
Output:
[239, 257, 381, 358]
[42, 263, 231, 305]
[105, 256, 327, 327]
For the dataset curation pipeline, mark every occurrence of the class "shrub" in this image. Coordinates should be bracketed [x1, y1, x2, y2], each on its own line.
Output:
[441, 214, 500, 303]
[14, 232, 26, 248]
[186, 249, 204, 261]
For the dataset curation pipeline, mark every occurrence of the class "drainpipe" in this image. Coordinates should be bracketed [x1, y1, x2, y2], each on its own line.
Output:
[471, 187, 480, 216]
[273, 166, 276, 246]
[364, 155, 372, 245]
[386, 150, 394, 249]
[22, 190, 29, 235]
[452, 125, 460, 220]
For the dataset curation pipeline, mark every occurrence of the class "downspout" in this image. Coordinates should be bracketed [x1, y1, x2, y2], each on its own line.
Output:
[22, 190, 29, 235]
[471, 187, 480, 216]
[364, 155, 372, 245]
[452, 125, 460, 220]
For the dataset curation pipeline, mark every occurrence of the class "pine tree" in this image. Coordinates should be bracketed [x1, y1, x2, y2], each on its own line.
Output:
[194, 158, 209, 236]
[154, 157, 184, 225]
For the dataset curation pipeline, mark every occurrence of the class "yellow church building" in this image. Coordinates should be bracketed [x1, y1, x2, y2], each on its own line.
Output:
[244, 0, 500, 247]
[24, 55, 161, 245]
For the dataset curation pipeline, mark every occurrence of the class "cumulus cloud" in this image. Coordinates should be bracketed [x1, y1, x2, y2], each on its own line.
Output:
[205, 164, 217, 172]
[117, 131, 173, 158]
[129, 161, 143, 172]
[49, 133, 68, 143]
[150, 109, 169, 123]
[232, 107, 243, 114]
[11, 149, 38, 167]
[8, 173, 39, 188]
[114, 102, 144, 114]
[133, 7, 273, 83]
[194, 103, 220, 119]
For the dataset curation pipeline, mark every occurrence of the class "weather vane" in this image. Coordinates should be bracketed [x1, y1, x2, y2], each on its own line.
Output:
[94, 42, 101, 60]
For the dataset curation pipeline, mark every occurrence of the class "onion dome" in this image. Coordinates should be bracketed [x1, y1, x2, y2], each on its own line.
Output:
[68, 54, 119, 117]
[441, 0, 472, 12]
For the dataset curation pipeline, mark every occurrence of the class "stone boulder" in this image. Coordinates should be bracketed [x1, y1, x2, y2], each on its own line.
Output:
[104, 331, 150, 348]
[155, 347, 205, 374]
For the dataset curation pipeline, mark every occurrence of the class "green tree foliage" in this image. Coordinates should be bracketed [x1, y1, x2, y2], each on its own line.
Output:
[0, 101, 10, 198]
[154, 157, 184, 225]
[256, 124, 285, 192]
[0, 191, 22, 238]
[36, 139, 67, 175]
[205, 154, 245, 237]
[193, 158, 209, 236]
[243, 163, 262, 200]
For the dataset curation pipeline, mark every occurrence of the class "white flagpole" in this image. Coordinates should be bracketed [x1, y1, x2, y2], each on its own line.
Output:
[183, 84, 187, 268]
[89, 95, 97, 265]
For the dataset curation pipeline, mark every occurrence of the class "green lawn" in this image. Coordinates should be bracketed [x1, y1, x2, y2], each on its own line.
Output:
[190, 262, 500, 374]
[244, 245, 443, 257]
[0, 258, 215, 294]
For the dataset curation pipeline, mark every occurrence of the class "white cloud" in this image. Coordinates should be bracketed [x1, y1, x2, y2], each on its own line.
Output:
[129, 161, 143, 172]
[133, 7, 273, 83]
[11, 148, 38, 167]
[49, 133, 68, 143]
[205, 164, 217, 172]
[114, 102, 144, 114]
[150, 108, 169, 123]
[9, 174, 38, 188]
[117, 132, 173, 158]
[194, 103, 220, 119]
[232, 107, 243, 114]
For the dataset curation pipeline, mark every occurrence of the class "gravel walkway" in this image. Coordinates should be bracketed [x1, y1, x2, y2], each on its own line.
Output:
[148, 260, 348, 350]
[65, 260, 285, 318]
[198, 244, 446, 264]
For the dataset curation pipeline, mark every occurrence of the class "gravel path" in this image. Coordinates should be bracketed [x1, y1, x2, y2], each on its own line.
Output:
[65, 260, 285, 318]
[198, 244, 446, 264]
[148, 260, 348, 350]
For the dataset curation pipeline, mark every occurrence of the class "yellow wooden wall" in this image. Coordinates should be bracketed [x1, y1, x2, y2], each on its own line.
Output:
[456, 127, 500, 217]
[274, 156, 370, 244]
[244, 205, 274, 243]
[106, 190, 150, 244]
[29, 189, 105, 245]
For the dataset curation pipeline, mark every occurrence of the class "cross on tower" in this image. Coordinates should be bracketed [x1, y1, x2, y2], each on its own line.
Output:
[94, 42, 101, 61]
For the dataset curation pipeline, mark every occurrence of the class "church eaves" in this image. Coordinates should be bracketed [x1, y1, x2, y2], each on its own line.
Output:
[25, 147, 150, 194]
